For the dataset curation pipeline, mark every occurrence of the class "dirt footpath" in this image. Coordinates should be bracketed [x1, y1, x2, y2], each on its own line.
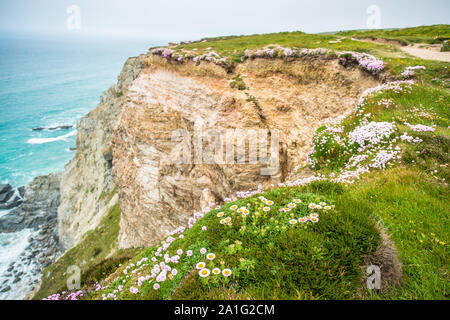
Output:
[399, 44, 450, 62]
[354, 38, 450, 62]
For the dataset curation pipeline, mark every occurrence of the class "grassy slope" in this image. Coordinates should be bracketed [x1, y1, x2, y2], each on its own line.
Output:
[88, 184, 380, 300]
[35, 194, 140, 300]
[40, 25, 449, 300]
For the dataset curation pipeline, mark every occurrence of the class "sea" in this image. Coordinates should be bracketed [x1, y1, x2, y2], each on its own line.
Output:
[0, 35, 162, 299]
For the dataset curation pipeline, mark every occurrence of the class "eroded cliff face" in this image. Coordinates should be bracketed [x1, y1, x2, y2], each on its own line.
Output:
[113, 55, 379, 248]
[57, 54, 148, 250]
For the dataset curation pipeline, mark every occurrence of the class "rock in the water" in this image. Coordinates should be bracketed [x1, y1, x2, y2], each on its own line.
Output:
[0, 286, 11, 293]
[0, 184, 12, 194]
[0, 196, 22, 210]
[0, 190, 14, 203]
[18, 186, 25, 198]
[0, 173, 61, 232]
[32, 125, 73, 131]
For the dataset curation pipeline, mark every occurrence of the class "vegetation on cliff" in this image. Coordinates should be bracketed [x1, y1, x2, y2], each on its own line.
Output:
[39, 25, 449, 300]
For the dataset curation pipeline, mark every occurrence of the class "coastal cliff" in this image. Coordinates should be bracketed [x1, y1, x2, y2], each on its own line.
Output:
[113, 55, 377, 248]
[33, 26, 450, 300]
[57, 54, 148, 250]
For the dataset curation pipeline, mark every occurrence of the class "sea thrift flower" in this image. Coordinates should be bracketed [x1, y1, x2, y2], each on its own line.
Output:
[130, 287, 139, 294]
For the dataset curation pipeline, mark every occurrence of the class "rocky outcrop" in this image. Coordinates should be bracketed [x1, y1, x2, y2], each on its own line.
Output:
[0, 184, 22, 210]
[0, 174, 62, 298]
[113, 55, 379, 248]
[57, 53, 149, 250]
[32, 125, 73, 131]
[0, 174, 61, 233]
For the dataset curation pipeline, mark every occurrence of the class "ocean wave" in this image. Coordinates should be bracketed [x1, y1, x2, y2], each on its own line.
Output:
[26, 130, 77, 145]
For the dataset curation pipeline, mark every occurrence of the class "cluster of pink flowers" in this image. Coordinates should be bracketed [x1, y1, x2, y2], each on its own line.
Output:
[400, 132, 423, 143]
[401, 65, 426, 78]
[236, 184, 264, 198]
[404, 122, 435, 132]
[152, 47, 226, 65]
[360, 80, 414, 102]
[377, 99, 394, 108]
[244, 46, 332, 60]
[44, 290, 85, 301]
[339, 52, 385, 74]
[370, 149, 400, 169]
[151, 48, 175, 59]
[349, 121, 396, 151]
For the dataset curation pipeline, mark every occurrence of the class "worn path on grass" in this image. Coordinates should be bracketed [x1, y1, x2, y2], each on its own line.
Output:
[353, 38, 450, 62]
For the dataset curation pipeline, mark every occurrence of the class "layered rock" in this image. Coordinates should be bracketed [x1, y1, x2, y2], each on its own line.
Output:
[113, 55, 379, 248]
[57, 53, 148, 250]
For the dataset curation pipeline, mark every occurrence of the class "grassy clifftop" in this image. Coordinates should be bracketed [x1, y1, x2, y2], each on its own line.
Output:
[336, 24, 450, 45]
[39, 25, 449, 300]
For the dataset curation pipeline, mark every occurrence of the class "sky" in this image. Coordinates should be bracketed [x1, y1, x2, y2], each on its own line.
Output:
[0, 0, 449, 42]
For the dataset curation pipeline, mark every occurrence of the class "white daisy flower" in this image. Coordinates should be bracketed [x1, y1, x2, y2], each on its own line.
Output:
[222, 268, 232, 277]
[199, 268, 211, 277]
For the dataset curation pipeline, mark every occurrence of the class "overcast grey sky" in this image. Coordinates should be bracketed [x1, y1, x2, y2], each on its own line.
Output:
[0, 0, 448, 41]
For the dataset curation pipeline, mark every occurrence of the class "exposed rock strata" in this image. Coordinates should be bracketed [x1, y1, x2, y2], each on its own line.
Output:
[113, 56, 379, 248]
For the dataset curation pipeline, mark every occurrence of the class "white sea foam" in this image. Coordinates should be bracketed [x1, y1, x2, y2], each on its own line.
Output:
[0, 228, 38, 300]
[0, 209, 10, 219]
[26, 130, 76, 145]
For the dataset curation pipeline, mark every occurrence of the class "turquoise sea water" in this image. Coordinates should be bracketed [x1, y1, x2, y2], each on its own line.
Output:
[0, 36, 160, 187]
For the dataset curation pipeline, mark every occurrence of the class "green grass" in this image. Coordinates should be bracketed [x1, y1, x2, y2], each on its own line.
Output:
[337, 24, 450, 45]
[348, 168, 449, 299]
[88, 185, 380, 300]
[34, 201, 140, 300]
